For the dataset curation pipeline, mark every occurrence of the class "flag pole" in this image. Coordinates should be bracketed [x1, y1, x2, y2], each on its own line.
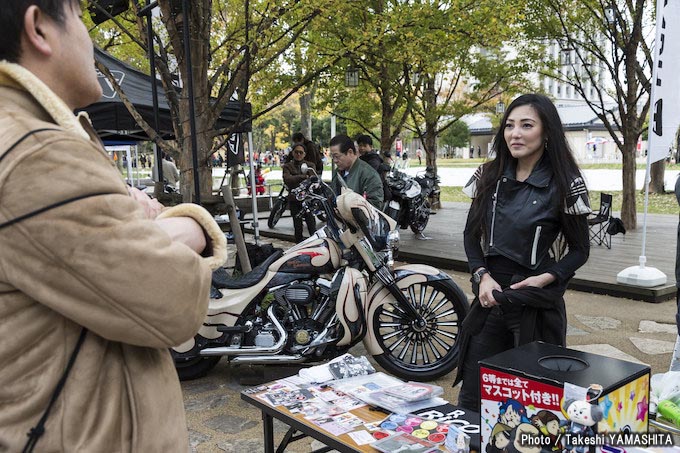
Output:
[616, 0, 671, 287]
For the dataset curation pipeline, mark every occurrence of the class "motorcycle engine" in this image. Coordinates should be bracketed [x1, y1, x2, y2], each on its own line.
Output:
[273, 280, 333, 350]
[278, 283, 315, 305]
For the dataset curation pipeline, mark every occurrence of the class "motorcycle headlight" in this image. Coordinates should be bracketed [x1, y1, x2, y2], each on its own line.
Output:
[387, 230, 400, 251]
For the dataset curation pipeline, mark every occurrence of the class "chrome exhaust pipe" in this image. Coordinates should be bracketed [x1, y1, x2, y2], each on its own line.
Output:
[230, 355, 306, 365]
[200, 305, 287, 357]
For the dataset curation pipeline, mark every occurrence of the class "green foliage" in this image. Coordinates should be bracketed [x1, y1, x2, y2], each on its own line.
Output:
[440, 121, 470, 149]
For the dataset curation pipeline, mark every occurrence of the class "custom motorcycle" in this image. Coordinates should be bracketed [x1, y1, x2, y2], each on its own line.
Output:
[384, 167, 440, 234]
[172, 166, 468, 381]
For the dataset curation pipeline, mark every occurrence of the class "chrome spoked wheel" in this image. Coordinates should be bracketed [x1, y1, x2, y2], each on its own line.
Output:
[373, 278, 468, 381]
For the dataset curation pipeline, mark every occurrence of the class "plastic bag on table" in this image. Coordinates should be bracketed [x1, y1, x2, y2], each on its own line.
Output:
[650, 371, 680, 414]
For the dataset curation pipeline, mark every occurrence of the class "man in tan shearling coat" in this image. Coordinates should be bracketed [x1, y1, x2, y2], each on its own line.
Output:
[0, 1, 227, 451]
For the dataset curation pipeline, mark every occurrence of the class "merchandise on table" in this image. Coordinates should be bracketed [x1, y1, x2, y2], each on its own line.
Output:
[382, 382, 444, 402]
[298, 353, 376, 383]
[371, 432, 439, 453]
[376, 413, 450, 444]
[444, 424, 471, 453]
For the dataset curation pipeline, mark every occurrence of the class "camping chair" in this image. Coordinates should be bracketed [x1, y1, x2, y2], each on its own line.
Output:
[588, 193, 613, 248]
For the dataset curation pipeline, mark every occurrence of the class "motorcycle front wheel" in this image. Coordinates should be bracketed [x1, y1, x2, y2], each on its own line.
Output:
[372, 278, 469, 381]
[409, 200, 430, 234]
[267, 198, 287, 228]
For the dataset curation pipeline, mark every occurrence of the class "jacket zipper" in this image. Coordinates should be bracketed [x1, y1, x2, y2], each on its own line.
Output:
[489, 180, 501, 247]
[531, 225, 542, 266]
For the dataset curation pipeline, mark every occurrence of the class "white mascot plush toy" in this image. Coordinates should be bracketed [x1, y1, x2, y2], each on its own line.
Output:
[564, 399, 603, 453]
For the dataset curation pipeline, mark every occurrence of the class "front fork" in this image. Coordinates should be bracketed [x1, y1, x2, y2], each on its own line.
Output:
[373, 264, 427, 329]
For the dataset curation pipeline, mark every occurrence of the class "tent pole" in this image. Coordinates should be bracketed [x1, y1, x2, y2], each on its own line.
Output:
[140, 0, 163, 191]
[182, 0, 201, 205]
[248, 131, 259, 244]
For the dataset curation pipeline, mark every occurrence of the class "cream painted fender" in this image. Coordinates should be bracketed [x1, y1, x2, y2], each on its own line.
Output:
[333, 267, 368, 347]
[363, 264, 450, 355]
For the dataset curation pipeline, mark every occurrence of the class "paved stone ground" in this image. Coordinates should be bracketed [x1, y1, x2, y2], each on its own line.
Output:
[183, 237, 679, 452]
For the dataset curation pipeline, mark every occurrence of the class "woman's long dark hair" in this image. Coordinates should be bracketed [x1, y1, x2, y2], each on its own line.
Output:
[469, 93, 587, 250]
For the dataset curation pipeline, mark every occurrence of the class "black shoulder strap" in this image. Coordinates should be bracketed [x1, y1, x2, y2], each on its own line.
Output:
[0, 129, 93, 451]
[22, 327, 88, 453]
[0, 128, 59, 166]
[0, 191, 112, 231]
[0, 129, 113, 231]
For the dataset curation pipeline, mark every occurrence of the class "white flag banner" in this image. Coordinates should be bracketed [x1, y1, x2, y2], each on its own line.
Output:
[648, 0, 680, 164]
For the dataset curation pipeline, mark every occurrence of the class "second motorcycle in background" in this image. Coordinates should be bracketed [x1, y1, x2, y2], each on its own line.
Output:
[384, 167, 440, 234]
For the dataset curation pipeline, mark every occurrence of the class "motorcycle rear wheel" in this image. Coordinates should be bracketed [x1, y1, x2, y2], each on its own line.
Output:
[174, 355, 221, 381]
[267, 199, 287, 228]
[409, 200, 430, 234]
[372, 278, 469, 381]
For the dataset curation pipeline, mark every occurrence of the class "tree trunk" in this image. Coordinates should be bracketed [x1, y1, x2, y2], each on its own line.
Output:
[649, 160, 666, 193]
[421, 76, 438, 179]
[179, 112, 213, 203]
[300, 90, 312, 140]
[620, 141, 637, 230]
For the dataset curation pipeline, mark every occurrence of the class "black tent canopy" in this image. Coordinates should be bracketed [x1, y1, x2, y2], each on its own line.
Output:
[83, 48, 251, 142]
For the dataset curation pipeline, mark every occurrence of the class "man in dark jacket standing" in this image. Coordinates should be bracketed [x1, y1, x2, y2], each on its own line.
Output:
[292, 132, 323, 175]
[357, 134, 391, 202]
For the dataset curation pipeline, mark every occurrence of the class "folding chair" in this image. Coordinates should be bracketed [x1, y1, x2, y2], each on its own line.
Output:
[588, 193, 613, 248]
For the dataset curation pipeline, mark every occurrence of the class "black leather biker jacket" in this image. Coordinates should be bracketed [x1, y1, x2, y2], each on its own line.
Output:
[464, 157, 589, 284]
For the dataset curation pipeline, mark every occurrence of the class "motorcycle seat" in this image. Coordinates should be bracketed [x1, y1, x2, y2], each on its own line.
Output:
[211, 249, 284, 289]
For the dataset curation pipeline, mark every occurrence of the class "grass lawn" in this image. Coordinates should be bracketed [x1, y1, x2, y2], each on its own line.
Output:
[440, 186, 679, 215]
[433, 158, 680, 171]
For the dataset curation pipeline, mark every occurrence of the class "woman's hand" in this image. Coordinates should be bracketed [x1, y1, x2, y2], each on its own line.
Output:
[509, 272, 556, 290]
[478, 273, 501, 308]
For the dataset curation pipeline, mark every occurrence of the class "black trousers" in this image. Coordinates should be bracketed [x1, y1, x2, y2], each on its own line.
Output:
[289, 199, 316, 243]
[457, 306, 522, 411]
[457, 261, 523, 412]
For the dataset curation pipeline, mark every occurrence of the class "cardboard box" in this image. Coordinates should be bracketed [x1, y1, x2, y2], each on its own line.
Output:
[479, 342, 650, 453]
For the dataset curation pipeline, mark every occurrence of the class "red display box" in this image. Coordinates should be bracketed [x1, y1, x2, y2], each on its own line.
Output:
[479, 342, 650, 453]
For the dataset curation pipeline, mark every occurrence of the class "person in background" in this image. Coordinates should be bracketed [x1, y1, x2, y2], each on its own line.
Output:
[356, 134, 391, 203]
[0, 1, 227, 451]
[292, 132, 323, 176]
[416, 148, 423, 165]
[401, 150, 410, 169]
[247, 165, 266, 196]
[454, 94, 590, 411]
[152, 152, 180, 190]
[283, 143, 317, 242]
[330, 134, 384, 209]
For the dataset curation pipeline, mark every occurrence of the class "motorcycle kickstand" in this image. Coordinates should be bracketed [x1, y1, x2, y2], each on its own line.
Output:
[416, 232, 431, 240]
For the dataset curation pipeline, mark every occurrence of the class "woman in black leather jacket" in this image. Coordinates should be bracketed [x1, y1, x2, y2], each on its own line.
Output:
[283, 144, 316, 243]
[455, 94, 591, 411]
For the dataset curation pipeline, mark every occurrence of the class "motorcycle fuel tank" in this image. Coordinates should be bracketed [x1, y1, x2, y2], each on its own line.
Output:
[274, 237, 342, 275]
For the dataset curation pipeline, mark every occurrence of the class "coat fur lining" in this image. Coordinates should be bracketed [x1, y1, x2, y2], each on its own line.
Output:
[0, 61, 89, 140]
[157, 203, 228, 270]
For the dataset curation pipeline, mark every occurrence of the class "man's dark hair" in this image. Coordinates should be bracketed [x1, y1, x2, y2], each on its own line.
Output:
[329, 134, 356, 155]
[0, 0, 80, 62]
[291, 132, 305, 143]
[356, 134, 373, 147]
